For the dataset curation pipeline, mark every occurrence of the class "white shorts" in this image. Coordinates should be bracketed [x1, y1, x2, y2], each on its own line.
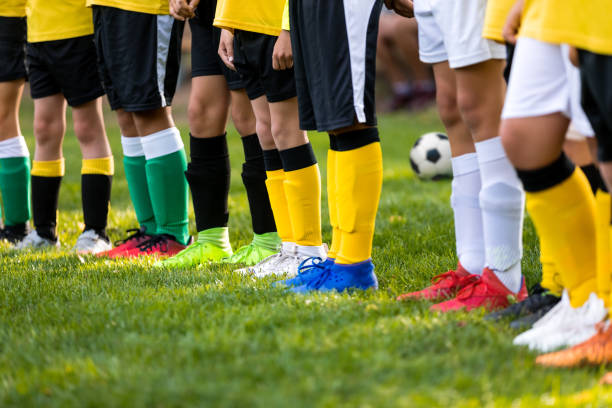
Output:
[502, 37, 594, 137]
[414, 0, 506, 68]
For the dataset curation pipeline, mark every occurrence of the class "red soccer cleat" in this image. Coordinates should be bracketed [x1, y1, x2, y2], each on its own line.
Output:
[397, 263, 478, 301]
[430, 268, 527, 312]
[97, 227, 153, 259]
[122, 234, 189, 258]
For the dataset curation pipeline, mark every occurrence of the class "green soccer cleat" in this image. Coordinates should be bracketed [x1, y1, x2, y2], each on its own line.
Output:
[155, 227, 233, 268]
[222, 232, 281, 266]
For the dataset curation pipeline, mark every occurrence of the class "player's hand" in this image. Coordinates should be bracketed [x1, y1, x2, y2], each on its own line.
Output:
[569, 46, 580, 67]
[272, 30, 293, 70]
[502, 0, 524, 45]
[219, 29, 237, 71]
[169, 0, 196, 21]
[384, 0, 414, 18]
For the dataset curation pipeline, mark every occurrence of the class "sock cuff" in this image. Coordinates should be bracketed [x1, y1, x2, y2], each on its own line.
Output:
[141, 127, 184, 160]
[451, 153, 480, 176]
[190, 133, 228, 159]
[82, 156, 114, 176]
[475, 136, 507, 163]
[32, 158, 65, 177]
[121, 135, 144, 157]
[331, 128, 380, 152]
[0, 136, 29, 158]
[263, 149, 283, 171]
[517, 153, 575, 193]
[241, 133, 263, 161]
[279, 143, 317, 172]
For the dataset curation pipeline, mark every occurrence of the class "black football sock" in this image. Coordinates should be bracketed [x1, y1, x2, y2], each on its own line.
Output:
[186, 133, 231, 232]
[31, 176, 62, 241]
[241, 134, 277, 235]
[82, 174, 112, 240]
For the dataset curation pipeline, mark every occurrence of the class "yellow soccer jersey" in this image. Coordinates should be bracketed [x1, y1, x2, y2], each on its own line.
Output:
[520, 0, 612, 55]
[86, 0, 169, 15]
[26, 0, 93, 42]
[214, 0, 290, 37]
[483, 0, 515, 42]
[0, 0, 26, 17]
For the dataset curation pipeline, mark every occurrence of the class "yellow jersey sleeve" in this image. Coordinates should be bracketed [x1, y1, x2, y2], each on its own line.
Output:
[520, 0, 612, 56]
[0, 0, 26, 17]
[214, 0, 288, 37]
[483, 0, 515, 42]
[26, 0, 93, 43]
[281, 1, 290, 32]
[85, 0, 169, 15]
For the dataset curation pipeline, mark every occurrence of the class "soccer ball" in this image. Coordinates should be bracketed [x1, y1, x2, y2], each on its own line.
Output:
[409, 132, 452, 180]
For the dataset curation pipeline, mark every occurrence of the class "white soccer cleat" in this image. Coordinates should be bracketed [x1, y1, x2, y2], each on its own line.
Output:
[513, 292, 606, 352]
[14, 230, 60, 250]
[236, 243, 297, 278]
[73, 229, 112, 254]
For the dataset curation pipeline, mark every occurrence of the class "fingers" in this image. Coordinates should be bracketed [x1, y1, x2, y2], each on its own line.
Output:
[218, 41, 236, 71]
[170, 0, 194, 20]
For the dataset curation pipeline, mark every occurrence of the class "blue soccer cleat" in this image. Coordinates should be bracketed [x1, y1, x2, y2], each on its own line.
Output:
[274, 257, 334, 287]
[290, 259, 378, 294]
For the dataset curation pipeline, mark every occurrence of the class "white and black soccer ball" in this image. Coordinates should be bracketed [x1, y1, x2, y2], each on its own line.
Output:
[409, 132, 452, 180]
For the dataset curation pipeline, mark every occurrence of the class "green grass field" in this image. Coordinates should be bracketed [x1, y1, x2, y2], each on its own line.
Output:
[1, 98, 611, 407]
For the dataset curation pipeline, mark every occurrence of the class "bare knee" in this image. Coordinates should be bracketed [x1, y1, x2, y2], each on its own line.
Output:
[73, 116, 102, 146]
[188, 100, 228, 137]
[255, 117, 275, 150]
[231, 105, 256, 136]
[436, 88, 462, 130]
[34, 115, 64, 149]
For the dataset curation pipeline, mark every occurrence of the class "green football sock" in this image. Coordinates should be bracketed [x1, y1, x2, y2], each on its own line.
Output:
[0, 157, 31, 226]
[145, 149, 189, 245]
[252, 231, 281, 252]
[123, 155, 156, 234]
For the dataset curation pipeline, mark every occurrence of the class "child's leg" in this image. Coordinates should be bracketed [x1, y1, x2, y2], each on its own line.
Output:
[72, 97, 113, 239]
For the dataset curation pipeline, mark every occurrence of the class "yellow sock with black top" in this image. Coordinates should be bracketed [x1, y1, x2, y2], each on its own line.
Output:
[279, 143, 322, 247]
[326, 148, 341, 260]
[31, 158, 65, 241]
[517, 154, 597, 308]
[331, 128, 383, 265]
[263, 149, 293, 243]
[82, 156, 114, 238]
[539, 236, 564, 296]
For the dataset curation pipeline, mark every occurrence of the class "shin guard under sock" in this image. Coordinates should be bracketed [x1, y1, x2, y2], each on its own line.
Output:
[31, 159, 64, 241]
[264, 149, 293, 243]
[279, 143, 322, 247]
[122, 136, 156, 234]
[331, 128, 383, 265]
[518, 154, 597, 307]
[82, 157, 113, 239]
[186, 133, 231, 231]
[241, 134, 277, 235]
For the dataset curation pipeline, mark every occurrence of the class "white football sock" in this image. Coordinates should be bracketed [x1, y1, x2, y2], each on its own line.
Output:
[451, 153, 484, 275]
[121, 135, 144, 157]
[0, 135, 29, 158]
[476, 137, 525, 293]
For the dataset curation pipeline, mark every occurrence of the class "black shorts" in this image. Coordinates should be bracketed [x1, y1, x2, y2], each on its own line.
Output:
[93, 6, 184, 111]
[233, 30, 295, 102]
[26, 35, 104, 106]
[579, 50, 612, 162]
[190, 2, 244, 91]
[290, 0, 382, 132]
[0, 17, 27, 82]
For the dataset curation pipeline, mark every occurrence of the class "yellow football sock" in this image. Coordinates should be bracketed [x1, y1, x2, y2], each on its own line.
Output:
[283, 164, 322, 246]
[336, 142, 383, 264]
[327, 149, 341, 259]
[31, 158, 65, 177]
[526, 168, 597, 308]
[595, 190, 611, 306]
[82, 156, 114, 175]
[265, 169, 293, 243]
[539, 235, 564, 297]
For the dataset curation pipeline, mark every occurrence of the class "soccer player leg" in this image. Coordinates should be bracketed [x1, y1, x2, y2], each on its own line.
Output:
[0, 79, 31, 243]
[165, 74, 233, 267]
[136, 110, 190, 250]
[71, 98, 113, 254]
[231, 89, 281, 264]
[502, 39, 604, 351]
[24, 94, 66, 249]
